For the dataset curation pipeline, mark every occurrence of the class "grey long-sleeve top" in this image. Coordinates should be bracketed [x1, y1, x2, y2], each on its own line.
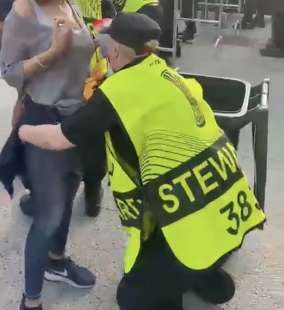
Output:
[0, 6, 94, 114]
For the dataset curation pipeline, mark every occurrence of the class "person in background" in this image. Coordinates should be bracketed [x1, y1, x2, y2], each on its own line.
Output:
[260, 0, 284, 57]
[112, 0, 162, 25]
[19, 13, 266, 310]
[242, 0, 265, 29]
[159, 0, 196, 49]
[0, 0, 96, 309]
[180, 0, 196, 43]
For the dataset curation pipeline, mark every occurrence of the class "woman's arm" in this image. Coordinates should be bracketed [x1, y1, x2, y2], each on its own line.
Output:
[21, 46, 61, 78]
[0, 0, 73, 93]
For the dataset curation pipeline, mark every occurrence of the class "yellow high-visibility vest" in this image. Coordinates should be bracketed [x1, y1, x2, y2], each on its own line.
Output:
[76, 0, 102, 19]
[76, 0, 108, 73]
[113, 0, 159, 13]
[100, 54, 266, 273]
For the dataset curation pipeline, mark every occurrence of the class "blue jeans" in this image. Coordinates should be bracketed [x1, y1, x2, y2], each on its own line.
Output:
[24, 144, 81, 299]
[22, 99, 81, 299]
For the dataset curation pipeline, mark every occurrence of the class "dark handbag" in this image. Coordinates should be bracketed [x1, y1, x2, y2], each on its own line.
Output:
[0, 128, 26, 197]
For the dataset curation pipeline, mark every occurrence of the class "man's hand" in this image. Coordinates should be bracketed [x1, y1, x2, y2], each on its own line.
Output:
[19, 124, 75, 150]
[18, 124, 30, 143]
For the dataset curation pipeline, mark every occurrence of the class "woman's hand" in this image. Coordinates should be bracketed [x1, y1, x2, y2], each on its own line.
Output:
[22, 18, 73, 76]
[50, 17, 73, 58]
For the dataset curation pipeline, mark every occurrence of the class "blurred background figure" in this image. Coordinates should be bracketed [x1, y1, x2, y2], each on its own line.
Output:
[159, 0, 196, 52]
[112, 0, 162, 25]
[260, 0, 284, 57]
[180, 0, 196, 43]
[242, 0, 265, 29]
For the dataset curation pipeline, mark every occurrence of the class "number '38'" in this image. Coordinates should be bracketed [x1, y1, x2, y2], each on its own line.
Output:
[220, 190, 254, 235]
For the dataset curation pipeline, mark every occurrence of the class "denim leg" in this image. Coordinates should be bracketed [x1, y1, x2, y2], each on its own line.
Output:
[24, 145, 80, 298]
[49, 171, 81, 256]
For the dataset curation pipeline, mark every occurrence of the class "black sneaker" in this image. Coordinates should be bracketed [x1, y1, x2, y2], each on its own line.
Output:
[19, 193, 34, 217]
[19, 295, 42, 310]
[84, 182, 103, 218]
[44, 257, 96, 289]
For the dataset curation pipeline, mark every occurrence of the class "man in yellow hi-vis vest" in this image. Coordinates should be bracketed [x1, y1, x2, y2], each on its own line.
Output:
[19, 13, 266, 310]
[113, 0, 162, 24]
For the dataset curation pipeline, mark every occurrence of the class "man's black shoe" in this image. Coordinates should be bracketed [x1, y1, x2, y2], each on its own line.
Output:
[194, 269, 235, 304]
[84, 182, 103, 217]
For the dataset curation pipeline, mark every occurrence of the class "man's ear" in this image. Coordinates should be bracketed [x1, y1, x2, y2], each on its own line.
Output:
[113, 42, 120, 58]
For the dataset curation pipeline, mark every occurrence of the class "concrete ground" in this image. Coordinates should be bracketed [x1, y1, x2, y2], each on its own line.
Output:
[0, 18, 284, 310]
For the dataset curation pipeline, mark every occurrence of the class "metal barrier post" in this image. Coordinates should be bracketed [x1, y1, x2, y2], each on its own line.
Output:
[172, 0, 179, 59]
[158, 0, 244, 58]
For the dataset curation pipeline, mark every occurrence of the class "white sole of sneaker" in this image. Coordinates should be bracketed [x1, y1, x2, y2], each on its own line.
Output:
[44, 272, 95, 289]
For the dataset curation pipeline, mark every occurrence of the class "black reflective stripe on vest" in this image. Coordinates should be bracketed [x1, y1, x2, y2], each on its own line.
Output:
[144, 136, 243, 227]
[113, 188, 143, 228]
[108, 118, 144, 229]
[108, 109, 142, 187]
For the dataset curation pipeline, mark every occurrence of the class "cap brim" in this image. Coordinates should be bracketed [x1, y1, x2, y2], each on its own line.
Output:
[99, 26, 111, 34]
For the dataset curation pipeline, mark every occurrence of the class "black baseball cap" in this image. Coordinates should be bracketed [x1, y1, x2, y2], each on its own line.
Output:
[102, 12, 161, 54]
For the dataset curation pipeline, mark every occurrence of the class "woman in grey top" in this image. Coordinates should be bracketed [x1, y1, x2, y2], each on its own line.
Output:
[0, 1, 96, 309]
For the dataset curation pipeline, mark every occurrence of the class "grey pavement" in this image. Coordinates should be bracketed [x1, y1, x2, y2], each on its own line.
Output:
[0, 18, 284, 310]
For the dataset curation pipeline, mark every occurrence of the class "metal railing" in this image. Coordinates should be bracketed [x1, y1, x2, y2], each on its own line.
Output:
[158, 0, 244, 59]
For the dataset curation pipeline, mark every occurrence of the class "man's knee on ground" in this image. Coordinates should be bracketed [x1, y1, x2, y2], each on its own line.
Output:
[116, 279, 143, 309]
